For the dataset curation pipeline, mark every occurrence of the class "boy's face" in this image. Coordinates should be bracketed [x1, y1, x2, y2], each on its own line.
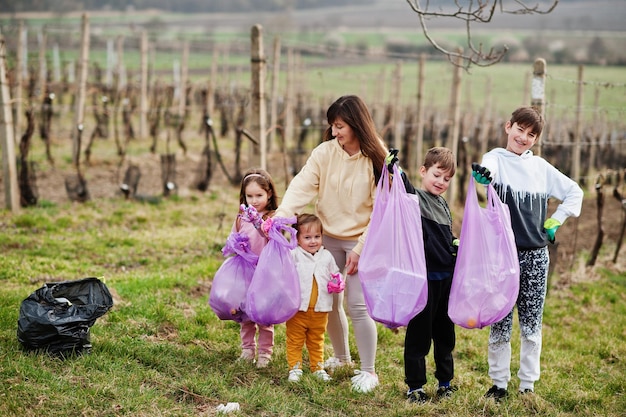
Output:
[297, 223, 322, 255]
[419, 163, 453, 196]
[505, 121, 538, 155]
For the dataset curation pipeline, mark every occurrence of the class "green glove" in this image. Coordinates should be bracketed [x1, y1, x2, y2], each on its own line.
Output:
[471, 162, 492, 185]
[543, 218, 561, 243]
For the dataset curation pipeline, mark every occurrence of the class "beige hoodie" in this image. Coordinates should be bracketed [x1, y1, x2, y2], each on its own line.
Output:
[275, 140, 376, 255]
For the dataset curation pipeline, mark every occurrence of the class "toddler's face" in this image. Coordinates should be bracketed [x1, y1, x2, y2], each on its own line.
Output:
[297, 224, 322, 255]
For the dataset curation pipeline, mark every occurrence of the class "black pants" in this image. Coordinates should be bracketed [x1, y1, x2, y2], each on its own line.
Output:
[404, 277, 455, 390]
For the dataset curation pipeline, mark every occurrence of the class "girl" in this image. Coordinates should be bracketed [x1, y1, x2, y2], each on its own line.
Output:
[286, 213, 342, 383]
[233, 168, 279, 368]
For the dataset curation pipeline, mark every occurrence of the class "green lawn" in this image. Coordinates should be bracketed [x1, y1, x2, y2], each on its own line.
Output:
[0, 195, 624, 416]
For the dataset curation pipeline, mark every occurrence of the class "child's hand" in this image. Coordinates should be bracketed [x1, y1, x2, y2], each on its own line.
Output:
[385, 149, 400, 174]
[471, 162, 492, 185]
[327, 272, 345, 293]
[261, 217, 273, 236]
[543, 218, 561, 243]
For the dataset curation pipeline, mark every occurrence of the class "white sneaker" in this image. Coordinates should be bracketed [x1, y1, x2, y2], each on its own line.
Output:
[288, 369, 303, 383]
[256, 354, 271, 368]
[313, 369, 332, 382]
[324, 356, 352, 371]
[351, 370, 379, 393]
[238, 349, 255, 362]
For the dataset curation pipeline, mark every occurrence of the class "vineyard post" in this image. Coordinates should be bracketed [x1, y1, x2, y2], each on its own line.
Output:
[392, 61, 402, 152]
[479, 76, 492, 159]
[284, 47, 295, 171]
[446, 49, 463, 205]
[37, 28, 47, 101]
[531, 58, 546, 157]
[178, 40, 189, 123]
[208, 47, 218, 118]
[269, 36, 281, 153]
[588, 86, 600, 178]
[14, 20, 24, 140]
[0, 36, 20, 212]
[373, 68, 386, 131]
[139, 30, 148, 140]
[72, 13, 90, 169]
[573, 64, 584, 185]
[250, 24, 267, 169]
[413, 53, 425, 180]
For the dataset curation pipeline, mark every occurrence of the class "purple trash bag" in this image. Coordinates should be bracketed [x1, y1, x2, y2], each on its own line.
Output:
[209, 232, 259, 323]
[246, 216, 300, 326]
[448, 179, 520, 329]
[359, 164, 428, 329]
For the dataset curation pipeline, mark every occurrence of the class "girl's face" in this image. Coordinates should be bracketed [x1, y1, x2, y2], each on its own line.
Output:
[244, 181, 271, 213]
[505, 121, 538, 155]
[297, 223, 322, 255]
[330, 117, 359, 154]
[419, 163, 453, 196]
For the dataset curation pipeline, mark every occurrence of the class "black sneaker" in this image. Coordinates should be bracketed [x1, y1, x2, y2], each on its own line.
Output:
[436, 385, 458, 398]
[408, 389, 429, 404]
[485, 385, 508, 401]
[519, 388, 534, 395]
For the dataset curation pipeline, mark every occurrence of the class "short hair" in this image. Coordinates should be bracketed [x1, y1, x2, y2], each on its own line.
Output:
[423, 147, 456, 176]
[239, 168, 278, 211]
[510, 106, 544, 137]
[295, 213, 323, 235]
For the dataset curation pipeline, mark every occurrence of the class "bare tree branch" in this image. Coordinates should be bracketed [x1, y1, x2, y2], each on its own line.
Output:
[405, 0, 559, 69]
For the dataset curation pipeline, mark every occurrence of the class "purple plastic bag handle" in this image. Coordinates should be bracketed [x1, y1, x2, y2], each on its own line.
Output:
[222, 232, 259, 265]
[267, 216, 298, 250]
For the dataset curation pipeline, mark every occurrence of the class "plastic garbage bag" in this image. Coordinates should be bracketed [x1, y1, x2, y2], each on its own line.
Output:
[448, 179, 520, 329]
[209, 231, 259, 322]
[359, 164, 428, 329]
[17, 277, 114, 356]
[246, 216, 300, 326]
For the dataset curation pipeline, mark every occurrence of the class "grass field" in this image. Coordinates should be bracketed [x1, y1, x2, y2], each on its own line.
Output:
[0, 190, 624, 416]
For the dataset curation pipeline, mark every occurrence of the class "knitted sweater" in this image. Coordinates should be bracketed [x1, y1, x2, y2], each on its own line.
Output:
[291, 246, 340, 312]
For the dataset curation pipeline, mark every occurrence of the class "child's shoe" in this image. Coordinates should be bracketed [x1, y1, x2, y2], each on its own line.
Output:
[313, 369, 332, 382]
[288, 369, 303, 382]
[407, 388, 429, 404]
[436, 385, 458, 399]
[324, 356, 353, 371]
[238, 349, 255, 362]
[485, 385, 508, 401]
[256, 353, 271, 368]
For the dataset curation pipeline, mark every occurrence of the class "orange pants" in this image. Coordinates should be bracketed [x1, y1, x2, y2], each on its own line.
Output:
[286, 308, 329, 372]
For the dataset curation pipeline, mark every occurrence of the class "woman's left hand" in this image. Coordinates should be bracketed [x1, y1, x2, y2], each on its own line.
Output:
[345, 251, 360, 275]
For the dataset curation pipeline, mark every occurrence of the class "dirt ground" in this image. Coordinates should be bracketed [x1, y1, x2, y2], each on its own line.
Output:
[1, 149, 624, 282]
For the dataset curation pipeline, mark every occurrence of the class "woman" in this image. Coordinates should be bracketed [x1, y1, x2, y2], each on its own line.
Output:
[274, 95, 387, 393]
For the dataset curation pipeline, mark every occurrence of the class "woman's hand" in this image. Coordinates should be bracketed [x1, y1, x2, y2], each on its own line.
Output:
[345, 251, 360, 275]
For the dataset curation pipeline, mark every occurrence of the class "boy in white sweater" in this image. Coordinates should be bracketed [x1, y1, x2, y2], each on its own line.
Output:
[472, 106, 583, 399]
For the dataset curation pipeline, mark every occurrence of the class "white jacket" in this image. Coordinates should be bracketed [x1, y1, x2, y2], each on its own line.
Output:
[291, 246, 340, 312]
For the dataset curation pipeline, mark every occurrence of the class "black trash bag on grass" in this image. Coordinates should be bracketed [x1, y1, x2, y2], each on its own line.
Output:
[17, 277, 114, 357]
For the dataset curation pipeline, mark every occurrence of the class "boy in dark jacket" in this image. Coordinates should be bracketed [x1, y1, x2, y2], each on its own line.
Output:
[392, 147, 458, 403]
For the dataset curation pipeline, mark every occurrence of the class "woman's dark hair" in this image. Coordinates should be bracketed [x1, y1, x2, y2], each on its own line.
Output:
[324, 95, 387, 183]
